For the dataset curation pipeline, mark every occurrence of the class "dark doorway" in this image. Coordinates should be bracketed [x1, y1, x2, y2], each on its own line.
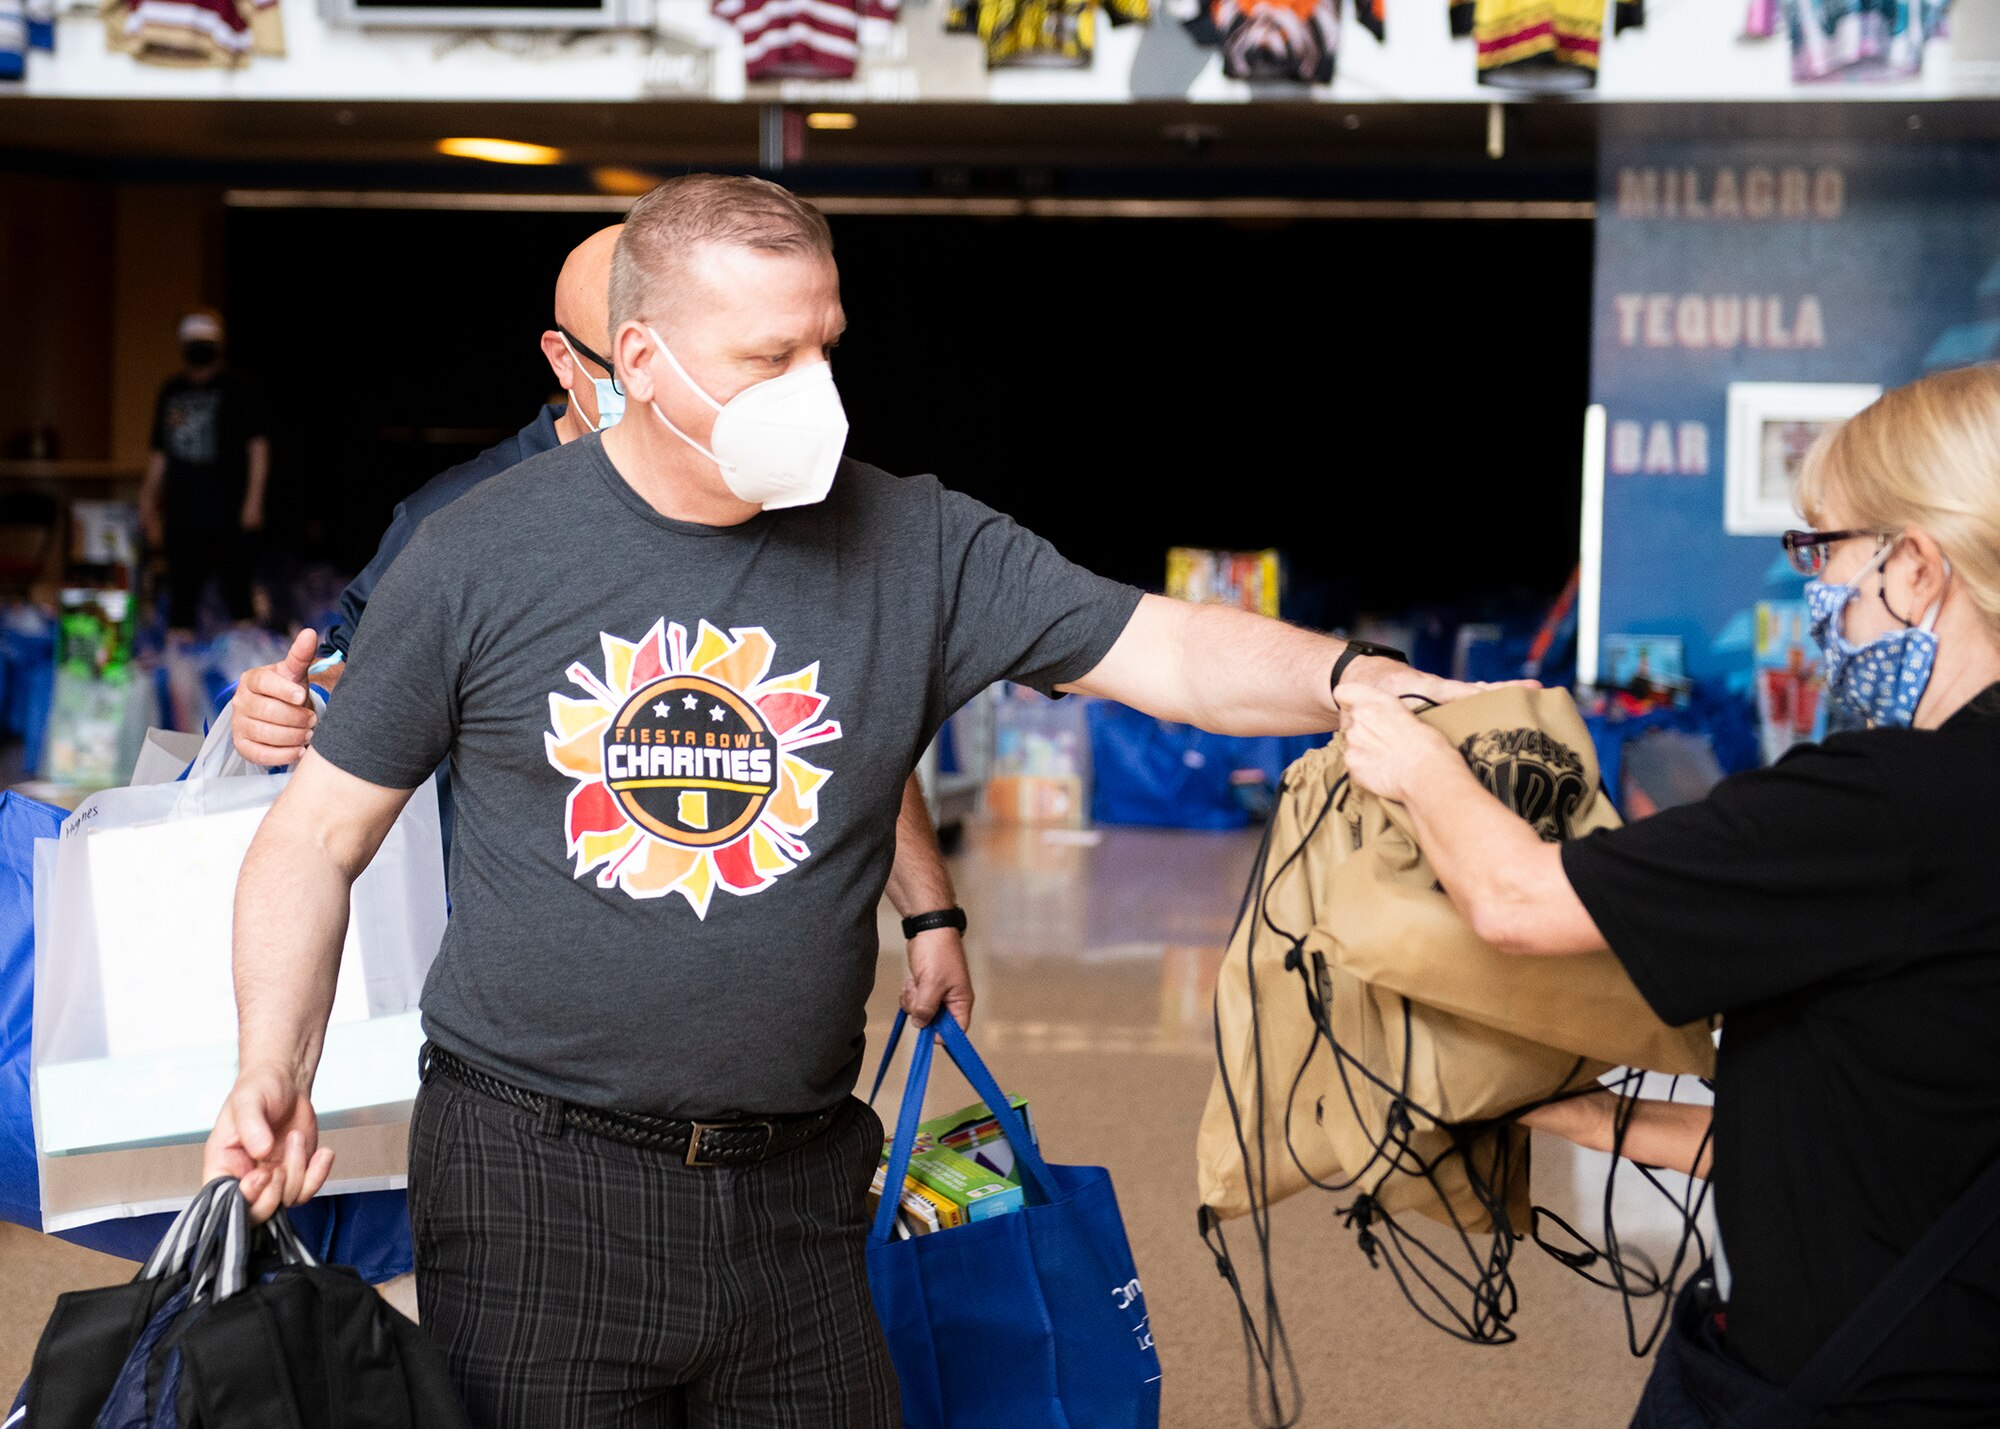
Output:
[226, 204, 1589, 631]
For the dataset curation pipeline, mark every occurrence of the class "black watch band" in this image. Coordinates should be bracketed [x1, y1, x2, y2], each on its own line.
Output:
[902, 907, 967, 939]
[1329, 640, 1410, 701]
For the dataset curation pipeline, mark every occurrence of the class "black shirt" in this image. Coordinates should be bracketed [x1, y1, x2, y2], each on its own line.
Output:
[150, 371, 267, 533]
[1563, 685, 2000, 1425]
[321, 404, 565, 659]
[319, 404, 568, 867]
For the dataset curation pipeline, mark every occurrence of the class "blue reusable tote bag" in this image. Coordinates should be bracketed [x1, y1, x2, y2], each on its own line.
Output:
[866, 1012, 1162, 1429]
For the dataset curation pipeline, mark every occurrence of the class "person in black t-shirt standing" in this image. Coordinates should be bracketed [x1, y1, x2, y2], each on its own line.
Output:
[140, 311, 269, 636]
[1338, 365, 2000, 1427]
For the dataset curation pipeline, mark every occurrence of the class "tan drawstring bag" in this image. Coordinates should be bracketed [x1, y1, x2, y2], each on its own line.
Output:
[1197, 686, 1715, 1236]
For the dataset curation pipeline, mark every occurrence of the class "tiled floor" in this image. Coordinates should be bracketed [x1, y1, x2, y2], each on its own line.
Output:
[0, 820, 1666, 1425]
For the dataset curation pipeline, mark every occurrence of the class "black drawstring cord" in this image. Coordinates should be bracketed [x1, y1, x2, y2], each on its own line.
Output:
[1208, 813, 1303, 1429]
[1205, 746, 1716, 1425]
[1199, 1206, 1302, 1429]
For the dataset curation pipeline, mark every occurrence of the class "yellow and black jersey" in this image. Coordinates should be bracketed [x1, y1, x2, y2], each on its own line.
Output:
[1449, 0, 1642, 91]
[945, 0, 1148, 69]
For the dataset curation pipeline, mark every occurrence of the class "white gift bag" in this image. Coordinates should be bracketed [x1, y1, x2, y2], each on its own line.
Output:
[128, 728, 204, 787]
[29, 706, 446, 1232]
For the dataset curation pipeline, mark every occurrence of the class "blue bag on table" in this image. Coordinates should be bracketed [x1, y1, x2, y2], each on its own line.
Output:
[1087, 701, 1320, 830]
[867, 1011, 1162, 1429]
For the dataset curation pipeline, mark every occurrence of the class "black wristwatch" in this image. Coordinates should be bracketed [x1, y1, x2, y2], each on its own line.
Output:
[902, 907, 968, 939]
[1330, 640, 1409, 702]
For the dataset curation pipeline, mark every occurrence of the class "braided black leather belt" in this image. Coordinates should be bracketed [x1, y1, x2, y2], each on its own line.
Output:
[422, 1045, 841, 1167]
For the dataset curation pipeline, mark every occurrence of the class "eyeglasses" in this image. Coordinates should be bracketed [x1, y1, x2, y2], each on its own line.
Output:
[1780, 528, 1886, 576]
[557, 325, 623, 394]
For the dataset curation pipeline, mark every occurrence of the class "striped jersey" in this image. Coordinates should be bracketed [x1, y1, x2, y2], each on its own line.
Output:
[105, 0, 283, 67]
[714, 0, 898, 81]
[1450, 0, 1642, 91]
[0, 0, 54, 80]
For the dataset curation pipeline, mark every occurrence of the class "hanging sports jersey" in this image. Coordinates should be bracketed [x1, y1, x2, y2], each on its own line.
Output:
[1176, 0, 1377, 83]
[102, 0, 284, 67]
[714, 0, 897, 80]
[944, 0, 1147, 71]
[0, 0, 54, 80]
[1449, 0, 1642, 91]
[1744, 0, 1949, 81]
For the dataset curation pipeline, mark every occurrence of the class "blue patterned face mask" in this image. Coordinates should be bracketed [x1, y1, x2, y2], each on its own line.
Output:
[1806, 539, 1946, 730]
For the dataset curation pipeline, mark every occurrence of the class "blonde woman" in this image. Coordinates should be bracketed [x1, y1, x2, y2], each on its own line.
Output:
[1337, 365, 2000, 1427]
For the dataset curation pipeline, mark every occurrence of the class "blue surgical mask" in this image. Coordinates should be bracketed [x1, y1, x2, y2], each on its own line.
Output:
[560, 334, 624, 431]
[1805, 539, 1946, 729]
[588, 375, 626, 430]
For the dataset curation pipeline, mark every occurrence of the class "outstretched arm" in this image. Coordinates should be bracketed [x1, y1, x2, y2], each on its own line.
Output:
[204, 750, 415, 1221]
[1061, 594, 1486, 737]
[884, 775, 972, 1029]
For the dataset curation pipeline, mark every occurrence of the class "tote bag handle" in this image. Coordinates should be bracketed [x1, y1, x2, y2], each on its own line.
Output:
[870, 1011, 1060, 1245]
[140, 1177, 322, 1302]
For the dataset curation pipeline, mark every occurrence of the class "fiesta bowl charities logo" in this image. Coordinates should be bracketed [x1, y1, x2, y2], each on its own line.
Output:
[1457, 728, 1588, 843]
[544, 620, 841, 917]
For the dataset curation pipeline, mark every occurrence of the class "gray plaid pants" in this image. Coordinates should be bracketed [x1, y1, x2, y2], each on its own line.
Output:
[407, 1069, 900, 1429]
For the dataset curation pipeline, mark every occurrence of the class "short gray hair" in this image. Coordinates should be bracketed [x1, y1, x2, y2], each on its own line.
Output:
[609, 175, 835, 334]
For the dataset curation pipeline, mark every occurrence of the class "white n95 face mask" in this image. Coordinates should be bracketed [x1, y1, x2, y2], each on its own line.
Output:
[644, 325, 848, 511]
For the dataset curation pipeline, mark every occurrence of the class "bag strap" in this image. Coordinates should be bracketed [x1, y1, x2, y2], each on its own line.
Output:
[870, 1014, 937, 1245]
[145, 1179, 316, 1302]
[867, 1012, 1060, 1246]
[867, 1009, 909, 1106]
[1790, 1149, 2000, 1409]
[264, 1207, 321, 1269]
[142, 1177, 237, 1282]
[928, 1014, 1059, 1201]
[188, 1182, 252, 1305]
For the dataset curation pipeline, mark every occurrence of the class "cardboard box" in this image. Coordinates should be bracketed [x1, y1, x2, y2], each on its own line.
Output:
[915, 1095, 1034, 1179]
[868, 1166, 962, 1236]
[872, 1096, 1037, 1235]
[984, 774, 1084, 827]
[872, 1144, 1022, 1229]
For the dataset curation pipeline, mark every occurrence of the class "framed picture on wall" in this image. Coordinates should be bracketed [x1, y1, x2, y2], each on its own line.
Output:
[1724, 382, 1883, 535]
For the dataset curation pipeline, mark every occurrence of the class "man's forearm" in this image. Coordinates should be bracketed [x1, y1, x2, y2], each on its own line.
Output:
[233, 814, 356, 1086]
[884, 774, 955, 917]
[1171, 603, 1350, 734]
[1070, 596, 1355, 736]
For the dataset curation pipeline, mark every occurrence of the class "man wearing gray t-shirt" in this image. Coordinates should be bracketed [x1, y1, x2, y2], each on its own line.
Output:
[204, 174, 1484, 1427]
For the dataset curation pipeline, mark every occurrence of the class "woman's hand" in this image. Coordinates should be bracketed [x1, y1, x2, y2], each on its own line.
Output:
[1338, 684, 1462, 803]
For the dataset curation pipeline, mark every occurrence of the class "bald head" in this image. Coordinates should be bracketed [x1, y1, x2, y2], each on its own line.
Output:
[553, 225, 622, 354]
